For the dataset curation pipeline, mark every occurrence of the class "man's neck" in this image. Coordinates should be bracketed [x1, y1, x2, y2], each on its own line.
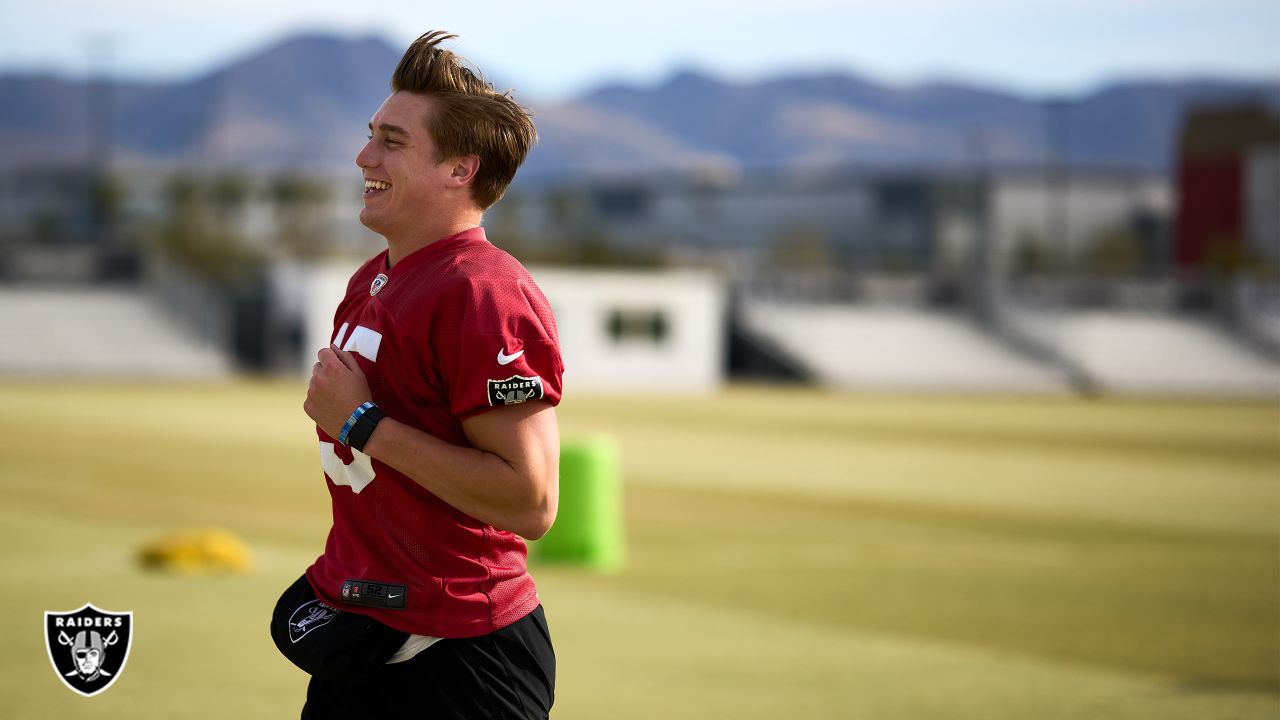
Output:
[385, 214, 483, 268]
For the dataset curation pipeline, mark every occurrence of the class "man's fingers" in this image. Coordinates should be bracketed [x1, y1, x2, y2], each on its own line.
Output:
[317, 347, 362, 375]
[334, 348, 363, 374]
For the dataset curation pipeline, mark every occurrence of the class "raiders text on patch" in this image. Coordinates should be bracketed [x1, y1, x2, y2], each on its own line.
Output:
[341, 579, 407, 610]
[488, 375, 545, 406]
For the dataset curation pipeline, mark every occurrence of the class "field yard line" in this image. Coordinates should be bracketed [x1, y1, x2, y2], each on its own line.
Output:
[538, 571, 1280, 720]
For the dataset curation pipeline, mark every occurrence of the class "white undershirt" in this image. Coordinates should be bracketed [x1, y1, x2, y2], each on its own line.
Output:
[386, 633, 445, 664]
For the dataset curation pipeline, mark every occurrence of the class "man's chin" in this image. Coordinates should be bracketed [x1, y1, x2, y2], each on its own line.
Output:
[358, 210, 385, 235]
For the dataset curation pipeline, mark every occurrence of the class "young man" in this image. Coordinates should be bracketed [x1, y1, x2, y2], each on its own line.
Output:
[270, 31, 560, 719]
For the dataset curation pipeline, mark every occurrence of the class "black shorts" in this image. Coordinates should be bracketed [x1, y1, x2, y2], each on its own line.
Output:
[300, 605, 556, 720]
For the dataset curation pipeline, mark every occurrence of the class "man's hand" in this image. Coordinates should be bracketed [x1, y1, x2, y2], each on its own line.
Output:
[304, 347, 373, 439]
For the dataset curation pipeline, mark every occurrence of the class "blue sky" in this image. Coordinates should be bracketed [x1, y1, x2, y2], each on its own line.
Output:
[1, 0, 1276, 100]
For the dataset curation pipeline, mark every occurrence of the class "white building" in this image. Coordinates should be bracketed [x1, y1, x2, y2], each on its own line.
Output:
[532, 267, 725, 392]
[277, 263, 727, 393]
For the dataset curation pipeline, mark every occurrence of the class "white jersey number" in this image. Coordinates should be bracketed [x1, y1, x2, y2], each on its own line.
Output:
[320, 443, 376, 494]
[320, 322, 383, 493]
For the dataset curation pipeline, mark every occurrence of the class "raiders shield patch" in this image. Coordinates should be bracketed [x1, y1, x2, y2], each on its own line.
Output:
[488, 375, 545, 406]
[287, 599, 339, 644]
[45, 604, 133, 697]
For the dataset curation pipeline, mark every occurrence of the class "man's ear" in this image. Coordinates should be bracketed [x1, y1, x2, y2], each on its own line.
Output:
[447, 155, 480, 187]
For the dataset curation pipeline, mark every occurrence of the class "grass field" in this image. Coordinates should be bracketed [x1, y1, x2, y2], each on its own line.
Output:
[0, 381, 1276, 718]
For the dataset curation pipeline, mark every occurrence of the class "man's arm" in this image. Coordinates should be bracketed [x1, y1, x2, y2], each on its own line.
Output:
[304, 347, 559, 540]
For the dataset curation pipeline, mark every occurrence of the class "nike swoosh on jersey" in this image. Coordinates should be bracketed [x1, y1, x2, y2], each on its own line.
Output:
[497, 348, 524, 365]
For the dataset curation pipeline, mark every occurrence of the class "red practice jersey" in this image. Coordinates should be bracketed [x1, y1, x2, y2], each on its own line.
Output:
[305, 227, 564, 638]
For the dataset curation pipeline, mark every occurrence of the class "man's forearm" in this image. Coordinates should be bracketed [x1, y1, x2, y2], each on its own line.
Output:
[360, 409, 559, 540]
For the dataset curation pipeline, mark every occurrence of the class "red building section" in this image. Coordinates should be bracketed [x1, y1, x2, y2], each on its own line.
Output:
[1174, 104, 1280, 273]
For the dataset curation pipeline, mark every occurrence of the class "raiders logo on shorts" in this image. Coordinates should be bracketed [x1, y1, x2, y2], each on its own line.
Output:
[488, 375, 544, 406]
[45, 604, 133, 697]
[287, 599, 339, 643]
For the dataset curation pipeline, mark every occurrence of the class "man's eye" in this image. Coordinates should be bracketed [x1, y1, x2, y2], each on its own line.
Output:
[366, 134, 373, 141]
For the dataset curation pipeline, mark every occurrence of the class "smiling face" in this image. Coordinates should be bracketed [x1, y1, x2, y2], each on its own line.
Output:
[355, 92, 459, 242]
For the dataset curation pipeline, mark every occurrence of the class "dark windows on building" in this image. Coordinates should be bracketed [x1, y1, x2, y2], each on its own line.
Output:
[606, 307, 669, 345]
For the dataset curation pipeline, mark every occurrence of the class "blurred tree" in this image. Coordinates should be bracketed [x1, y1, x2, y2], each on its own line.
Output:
[876, 248, 918, 274]
[89, 173, 127, 239]
[574, 230, 634, 267]
[210, 173, 253, 226]
[1010, 230, 1059, 278]
[485, 191, 534, 260]
[30, 210, 66, 247]
[1084, 226, 1145, 278]
[766, 225, 831, 270]
[151, 173, 261, 286]
[529, 228, 668, 268]
[545, 187, 581, 227]
[1205, 232, 1275, 281]
[271, 174, 331, 260]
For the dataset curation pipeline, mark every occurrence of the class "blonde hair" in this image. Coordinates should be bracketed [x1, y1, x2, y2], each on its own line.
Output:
[391, 31, 536, 210]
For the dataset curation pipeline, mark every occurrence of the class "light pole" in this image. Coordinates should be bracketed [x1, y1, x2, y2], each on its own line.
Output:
[1044, 97, 1073, 302]
[86, 35, 114, 250]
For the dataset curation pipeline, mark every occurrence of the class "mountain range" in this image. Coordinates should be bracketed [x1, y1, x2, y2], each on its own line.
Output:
[2, 33, 1276, 178]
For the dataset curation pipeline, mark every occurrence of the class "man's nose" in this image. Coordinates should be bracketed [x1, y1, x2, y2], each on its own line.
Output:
[356, 139, 377, 169]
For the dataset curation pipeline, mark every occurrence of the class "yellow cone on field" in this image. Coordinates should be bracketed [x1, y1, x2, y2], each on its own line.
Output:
[138, 528, 255, 574]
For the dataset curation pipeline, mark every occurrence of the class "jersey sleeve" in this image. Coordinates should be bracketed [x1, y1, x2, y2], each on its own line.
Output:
[438, 275, 564, 421]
